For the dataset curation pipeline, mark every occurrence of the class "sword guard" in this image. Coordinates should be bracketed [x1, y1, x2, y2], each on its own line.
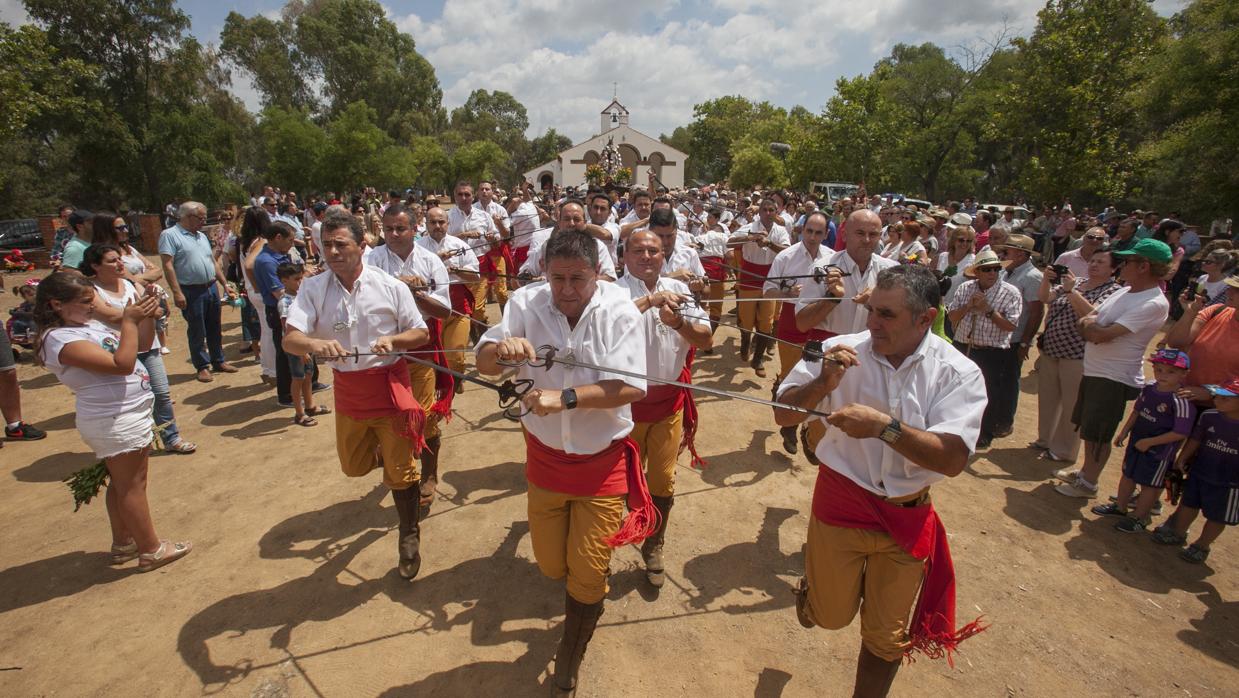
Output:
[802, 340, 824, 363]
[497, 379, 534, 420]
[534, 345, 557, 369]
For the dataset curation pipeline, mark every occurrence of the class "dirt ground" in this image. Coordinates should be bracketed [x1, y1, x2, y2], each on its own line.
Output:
[0, 266, 1235, 698]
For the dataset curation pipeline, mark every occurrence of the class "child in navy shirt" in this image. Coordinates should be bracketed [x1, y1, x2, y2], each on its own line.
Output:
[1153, 376, 1239, 563]
[1093, 349, 1195, 532]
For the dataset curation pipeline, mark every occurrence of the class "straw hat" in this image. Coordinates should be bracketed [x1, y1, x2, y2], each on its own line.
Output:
[964, 249, 1010, 278]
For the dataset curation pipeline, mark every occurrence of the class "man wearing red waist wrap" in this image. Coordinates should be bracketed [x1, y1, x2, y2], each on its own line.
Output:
[477, 229, 654, 697]
[764, 211, 832, 454]
[795, 208, 896, 464]
[367, 204, 455, 511]
[728, 196, 789, 377]
[775, 264, 987, 697]
[283, 212, 431, 580]
[619, 230, 713, 587]
[417, 207, 481, 388]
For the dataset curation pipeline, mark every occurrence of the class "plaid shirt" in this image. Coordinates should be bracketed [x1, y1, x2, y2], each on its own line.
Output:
[1041, 280, 1121, 360]
[948, 279, 1023, 348]
[50, 227, 74, 262]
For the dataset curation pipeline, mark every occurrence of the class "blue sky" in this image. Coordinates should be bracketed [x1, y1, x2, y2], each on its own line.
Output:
[2, 0, 1187, 144]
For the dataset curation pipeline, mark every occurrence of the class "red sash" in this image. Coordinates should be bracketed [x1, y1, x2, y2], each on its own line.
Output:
[630, 353, 704, 469]
[807, 329, 836, 342]
[737, 259, 772, 291]
[812, 466, 985, 663]
[479, 241, 516, 285]
[448, 283, 474, 316]
[333, 361, 426, 455]
[512, 245, 530, 273]
[700, 256, 726, 282]
[833, 222, 848, 251]
[423, 317, 454, 419]
[776, 301, 809, 343]
[525, 432, 658, 547]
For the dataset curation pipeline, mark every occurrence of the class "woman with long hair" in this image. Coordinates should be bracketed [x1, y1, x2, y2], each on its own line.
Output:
[90, 212, 171, 351]
[937, 225, 977, 308]
[35, 271, 192, 571]
[233, 206, 271, 376]
[82, 244, 196, 454]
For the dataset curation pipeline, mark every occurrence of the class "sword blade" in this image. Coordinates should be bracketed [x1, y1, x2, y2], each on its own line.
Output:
[538, 349, 832, 419]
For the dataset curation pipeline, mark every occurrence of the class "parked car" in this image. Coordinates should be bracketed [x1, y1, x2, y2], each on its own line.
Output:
[0, 219, 43, 250]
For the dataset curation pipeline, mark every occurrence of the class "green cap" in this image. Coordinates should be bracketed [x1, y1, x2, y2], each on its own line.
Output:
[1112, 238, 1172, 264]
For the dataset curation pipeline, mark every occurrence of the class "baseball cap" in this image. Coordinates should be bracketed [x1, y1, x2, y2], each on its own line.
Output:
[1149, 348, 1190, 370]
[311, 201, 328, 214]
[1204, 377, 1239, 397]
[1112, 238, 1172, 264]
[946, 212, 973, 229]
[68, 209, 93, 226]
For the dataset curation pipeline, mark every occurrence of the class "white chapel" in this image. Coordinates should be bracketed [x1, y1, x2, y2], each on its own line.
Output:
[523, 99, 689, 191]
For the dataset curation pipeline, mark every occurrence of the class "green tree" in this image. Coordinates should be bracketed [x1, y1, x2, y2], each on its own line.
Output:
[219, 9, 316, 111]
[687, 96, 789, 183]
[407, 135, 452, 191]
[451, 140, 508, 185]
[522, 128, 572, 178]
[1004, 0, 1163, 204]
[728, 142, 786, 190]
[258, 107, 327, 194]
[449, 89, 531, 183]
[321, 101, 397, 192]
[1137, 0, 1239, 221]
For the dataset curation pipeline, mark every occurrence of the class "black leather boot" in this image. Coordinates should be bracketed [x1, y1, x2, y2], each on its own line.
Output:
[390, 486, 422, 580]
[751, 336, 769, 376]
[852, 646, 901, 698]
[553, 592, 605, 696]
[641, 495, 674, 588]
[419, 436, 441, 510]
[739, 331, 752, 362]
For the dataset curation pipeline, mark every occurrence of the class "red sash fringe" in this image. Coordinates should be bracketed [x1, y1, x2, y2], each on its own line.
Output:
[524, 432, 659, 547]
[812, 466, 986, 664]
[423, 317, 454, 419]
[512, 245, 530, 274]
[737, 259, 772, 290]
[480, 241, 516, 285]
[333, 361, 427, 455]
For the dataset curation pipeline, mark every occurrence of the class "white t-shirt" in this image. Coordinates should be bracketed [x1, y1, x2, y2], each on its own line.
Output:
[41, 321, 153, 417]
[618, 274, 708, 384]
[119, 245, 147, 277]
[1082, 286, 1170, 387]
[92, 279, 161, 350]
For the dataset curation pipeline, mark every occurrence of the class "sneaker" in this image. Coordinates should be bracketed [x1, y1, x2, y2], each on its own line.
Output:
[311, 382, 331, 393]
[992, 425, 1013, 439]
[1054, 467, 1080, 484]
[277, 398, 294, 408]
[1091, 502, 1128, 518]
[5, 422, 47, 441]
[160, 347, 171, 355]
[1179, 544, 1209, 564]
[1151, 499, 1163, 517]
[1114, 516, 1149, 534]
[1151, 524, 1187, 546]
[1055, 476, 1098, 499]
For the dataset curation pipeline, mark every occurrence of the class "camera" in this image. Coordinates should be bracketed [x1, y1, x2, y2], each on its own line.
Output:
[1051, 264, 1070, 278]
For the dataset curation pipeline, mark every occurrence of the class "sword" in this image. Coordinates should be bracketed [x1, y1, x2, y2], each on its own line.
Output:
[403, 356, 534, 420]
[529, 345, 834, 419]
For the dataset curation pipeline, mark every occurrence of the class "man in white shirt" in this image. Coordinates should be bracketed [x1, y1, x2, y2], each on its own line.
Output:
[648, 208, 706, 284]
[474, 180, 514, 313]
[693, 207, 732, 338]
[586, 191, 620, 262]
[506, 187, 541, 271]
[520, 201, 617, 281]
[728, 197, 790, 377]
[417, 207, 482, 382]
[1055, 239, 1172, 498]
[282, 212, 431, 580]
[775, 264, 987, 697]
[448, 181, 498, 335]
[764, 212, 833, 453]
[476, 229, 653, 697]
[620, 230, 713, 587]
[1052, 226, 1107, 278]
[993, 234, 1045, 441]
[618, 188, 654, 241]
[370, 204, 455, 510]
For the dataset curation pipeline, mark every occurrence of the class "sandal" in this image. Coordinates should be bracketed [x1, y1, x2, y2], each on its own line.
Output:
[165, 440, 197, 454]
[294, 414, 318, 427]
[110, 541, 139, 565]
[137, 540, 192, 573]
[793, 577, 814, 628]
[306, 405, 332, 416]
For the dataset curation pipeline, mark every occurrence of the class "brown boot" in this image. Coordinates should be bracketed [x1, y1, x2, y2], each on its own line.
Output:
[852, 646, 901, 698]
[641, 495, 674, 588]
[553, 592, 605, 696]
[751, 336, 769, 377]
[419, 436, 441, 510]
[390, 486, 422, 580]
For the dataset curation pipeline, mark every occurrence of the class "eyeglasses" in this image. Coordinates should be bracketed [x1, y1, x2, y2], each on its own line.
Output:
[1084, 235, 1107, 241]
[976, 266, 1002, 273]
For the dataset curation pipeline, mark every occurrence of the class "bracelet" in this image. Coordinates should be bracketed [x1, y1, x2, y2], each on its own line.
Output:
[671, 317, 686, 330]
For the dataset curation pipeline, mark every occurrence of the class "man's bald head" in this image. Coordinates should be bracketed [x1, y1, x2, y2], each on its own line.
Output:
[426, 206, 448, 240]
[624, 229, 663, 282]
[845, 208, 883, 261]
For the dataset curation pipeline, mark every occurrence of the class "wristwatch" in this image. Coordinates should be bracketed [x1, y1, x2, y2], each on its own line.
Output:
[879, 418, 902, 445]
[561, 388, 578, 410]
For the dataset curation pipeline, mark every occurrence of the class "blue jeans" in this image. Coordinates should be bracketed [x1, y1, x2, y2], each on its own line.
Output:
[181, 283, 225, 370]
[240, 298, 261, 342]
[138, 348, 181, 446]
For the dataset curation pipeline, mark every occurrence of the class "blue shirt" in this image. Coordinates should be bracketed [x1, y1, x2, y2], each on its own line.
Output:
[157, 224, 217, 285]
[253, 247, 291, 307]
[61, 237, 89, 270]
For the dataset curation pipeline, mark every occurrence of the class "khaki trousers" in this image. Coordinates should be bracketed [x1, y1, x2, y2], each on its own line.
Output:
[777, 343, 803, 382]
[630, 410, 683, 498]
[803, 515, 926, 661]
[442, 314, 470, 374]
[335, 411, 418, 490]
[408, 362, 443, 439]
[527, 482, 625, 604]
[703, 278, 725, 322]
[737, 288, 776, 333]
[1036, 354, 1084, 462]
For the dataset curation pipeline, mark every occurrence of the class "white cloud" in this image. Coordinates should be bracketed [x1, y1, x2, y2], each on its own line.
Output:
[0, 0, 30, 25]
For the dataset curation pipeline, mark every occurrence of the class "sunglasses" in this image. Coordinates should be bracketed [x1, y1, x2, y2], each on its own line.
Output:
[1084, 235, 1107, 241]
[115, 224, 130, 231]
[976, 266, 1002, 273]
